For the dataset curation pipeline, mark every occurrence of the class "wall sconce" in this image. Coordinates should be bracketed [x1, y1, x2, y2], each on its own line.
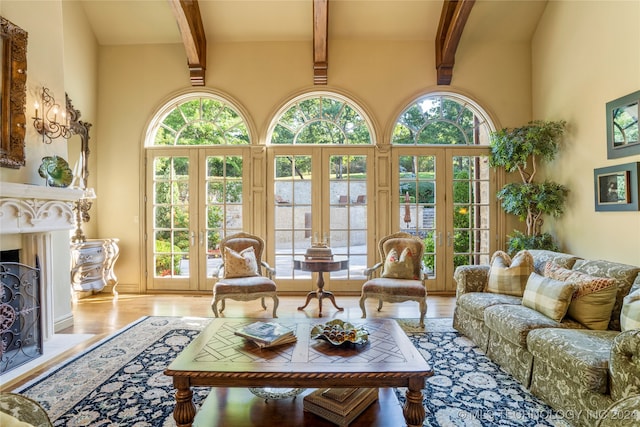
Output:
[72, 188, 97, 243]
[32, 87, 72, 144]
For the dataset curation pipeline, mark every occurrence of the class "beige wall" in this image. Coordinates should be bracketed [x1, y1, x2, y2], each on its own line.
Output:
[97, 39, 532, 292]
[532, 0, 640, 266]
[6, 0, 637, 296]
[0, 0, 98, 328]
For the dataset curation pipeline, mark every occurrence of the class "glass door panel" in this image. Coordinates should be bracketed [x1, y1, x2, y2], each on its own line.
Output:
[398, 155, 437, 278]
[270, 149, 371, 293]
[451, 154, 492, 269]
[327, 154, 367, 281]
[273, 155, 313, 282]
[147, 149, 247, 292]
[204, 154, 244, 279]
[147, 152, 196, 290]
[396, 149, 494, 293]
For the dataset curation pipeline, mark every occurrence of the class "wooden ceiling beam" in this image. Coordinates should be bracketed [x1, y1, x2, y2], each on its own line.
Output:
[435, 0, 475, 85]
[168, 0, 207, 86]
[313, 0, 329, 85]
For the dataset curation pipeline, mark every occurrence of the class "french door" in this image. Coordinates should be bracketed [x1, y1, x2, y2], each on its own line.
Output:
[267, 146, 373, 293]
[394, 147, 496, 293]
[145, 148, 248, 291]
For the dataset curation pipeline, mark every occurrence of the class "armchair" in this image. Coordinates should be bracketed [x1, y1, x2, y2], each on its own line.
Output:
[359, 232, 427, 327]
[211, 232, 279, 318]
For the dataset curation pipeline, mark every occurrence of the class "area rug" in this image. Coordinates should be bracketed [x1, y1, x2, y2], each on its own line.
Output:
[13, 316, 570, 426]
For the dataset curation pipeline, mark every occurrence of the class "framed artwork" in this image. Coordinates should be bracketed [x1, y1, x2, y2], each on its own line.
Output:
[594, 162, 640, 211]
[606, 90, 640, 159]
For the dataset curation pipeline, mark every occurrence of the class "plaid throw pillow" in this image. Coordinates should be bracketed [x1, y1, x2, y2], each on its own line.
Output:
[522, 272, 575, 322]
[621, 288, 640, 331]
[485, 250, 534, 296]
[223, 246, 259, 278]
[544, 262, 618, 330]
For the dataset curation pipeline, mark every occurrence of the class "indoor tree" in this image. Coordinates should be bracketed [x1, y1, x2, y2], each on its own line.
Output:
[489, 120, 569, 254]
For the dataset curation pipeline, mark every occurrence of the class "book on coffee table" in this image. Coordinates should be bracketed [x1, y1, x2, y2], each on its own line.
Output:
[303, 387, 378, 426]
[234, 321, 296, 348]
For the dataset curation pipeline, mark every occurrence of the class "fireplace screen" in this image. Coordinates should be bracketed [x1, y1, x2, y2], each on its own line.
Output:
[0, 260, 43, 373]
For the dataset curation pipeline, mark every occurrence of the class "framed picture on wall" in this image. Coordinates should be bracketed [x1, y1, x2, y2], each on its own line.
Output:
[594, 162, 640, 211]
[606, 90, 640, 159]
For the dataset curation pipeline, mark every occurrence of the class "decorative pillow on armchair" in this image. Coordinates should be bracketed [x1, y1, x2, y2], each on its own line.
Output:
[485, 250, 534, 296]
[223, 246, 259, 278]
[381, 247, 416, 279]
[522, 272, 575, 322]
[544, 262, 618, 330]
[621, 288, 640, 331]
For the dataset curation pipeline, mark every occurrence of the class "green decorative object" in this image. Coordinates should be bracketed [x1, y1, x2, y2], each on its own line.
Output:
[489, 120, 568, 254]
[38, 155, 73, 187]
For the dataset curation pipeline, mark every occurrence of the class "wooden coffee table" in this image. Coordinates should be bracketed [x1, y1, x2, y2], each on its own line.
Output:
[165, 318, 432, 427]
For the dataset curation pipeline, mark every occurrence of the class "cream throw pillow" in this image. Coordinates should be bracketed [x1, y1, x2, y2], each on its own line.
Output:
[381, 247, 416, 279]
[223, 246, 259, 278]
[544, 262, 618, 330]
[485, 250, 534, 296]
[620, 288, 640, 331]
[522, 272, 575, 322]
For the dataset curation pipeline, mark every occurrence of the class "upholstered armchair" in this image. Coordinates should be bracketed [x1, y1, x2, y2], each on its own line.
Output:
[359, 232, 428, 327]
[211, 232, 279, 318]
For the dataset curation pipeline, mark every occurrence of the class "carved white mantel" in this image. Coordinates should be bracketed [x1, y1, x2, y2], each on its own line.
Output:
[0, 182, 83, 339]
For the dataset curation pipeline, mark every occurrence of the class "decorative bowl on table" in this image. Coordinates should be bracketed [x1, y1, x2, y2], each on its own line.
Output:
[310, 319, 369, 346]
[248, 387, 306, 401]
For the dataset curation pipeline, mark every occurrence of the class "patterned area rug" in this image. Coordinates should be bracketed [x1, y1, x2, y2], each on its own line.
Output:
[14, 317, 570, 426]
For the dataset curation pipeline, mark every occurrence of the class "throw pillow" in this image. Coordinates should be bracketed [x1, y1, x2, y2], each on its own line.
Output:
[485, 250, 534, 296]
[522, 272, 575, 322]
[620, 288, 640, 331]
[223, 246, 259, 278]
[544, 262, 618, 330]
[0, 412, 35, 427]
[381, 247, 416, 279]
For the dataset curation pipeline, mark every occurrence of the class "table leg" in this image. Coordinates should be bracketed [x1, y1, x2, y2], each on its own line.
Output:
[297, 272, 343, 316]
[172, 377, 196, 427]
[403, 377, 426, 427]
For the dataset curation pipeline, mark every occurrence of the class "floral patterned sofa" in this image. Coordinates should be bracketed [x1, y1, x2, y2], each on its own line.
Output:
[453, 249, 640, 427]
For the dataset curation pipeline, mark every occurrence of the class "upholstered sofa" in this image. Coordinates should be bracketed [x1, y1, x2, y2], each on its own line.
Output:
[453, 249, 640, 427]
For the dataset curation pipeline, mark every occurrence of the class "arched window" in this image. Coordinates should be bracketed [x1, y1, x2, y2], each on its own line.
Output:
[269, 93, 373, 145]
[149, 94, 250, 146]
[392, 93, 492, 145]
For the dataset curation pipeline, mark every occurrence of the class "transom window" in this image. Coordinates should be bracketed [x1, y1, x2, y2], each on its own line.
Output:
[150, 95, 250, 146]
[269, 94, 373, 145]
[392, 94, 492, 146]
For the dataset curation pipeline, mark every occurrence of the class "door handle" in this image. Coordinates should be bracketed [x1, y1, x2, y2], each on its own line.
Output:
[190, 231, 195, 246]
[447, 232, 452, 247]
[199, 231, 204, 246]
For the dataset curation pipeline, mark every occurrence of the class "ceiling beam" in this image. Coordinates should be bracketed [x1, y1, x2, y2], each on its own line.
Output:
[313, 0, 329, 85]
[435, 0, 475, 85]
[168, 0, 207, 86]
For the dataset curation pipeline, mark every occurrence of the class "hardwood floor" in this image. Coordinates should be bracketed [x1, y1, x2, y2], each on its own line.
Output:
[2, 293, 456, 425]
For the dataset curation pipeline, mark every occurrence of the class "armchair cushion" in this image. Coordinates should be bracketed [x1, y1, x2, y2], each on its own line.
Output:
[223, 246, 259, 278]
[522, 272, 574, 322]
[381, 247, 415, 279]
[485, 250, 533, 296]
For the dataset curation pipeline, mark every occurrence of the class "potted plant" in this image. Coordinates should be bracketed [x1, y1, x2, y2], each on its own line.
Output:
[489, 120, 569, 254]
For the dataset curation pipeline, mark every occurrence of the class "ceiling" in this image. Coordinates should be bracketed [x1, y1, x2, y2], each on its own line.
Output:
[80, 0, 548, 46]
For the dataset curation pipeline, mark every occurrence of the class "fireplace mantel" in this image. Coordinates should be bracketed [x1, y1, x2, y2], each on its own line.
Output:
[0, 182, 83, 234]
[0, 182, 84, 339]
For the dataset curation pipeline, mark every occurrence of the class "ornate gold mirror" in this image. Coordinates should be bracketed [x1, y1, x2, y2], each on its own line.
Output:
[1, 16, 28, 169]
[66, 94, 92, 189]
